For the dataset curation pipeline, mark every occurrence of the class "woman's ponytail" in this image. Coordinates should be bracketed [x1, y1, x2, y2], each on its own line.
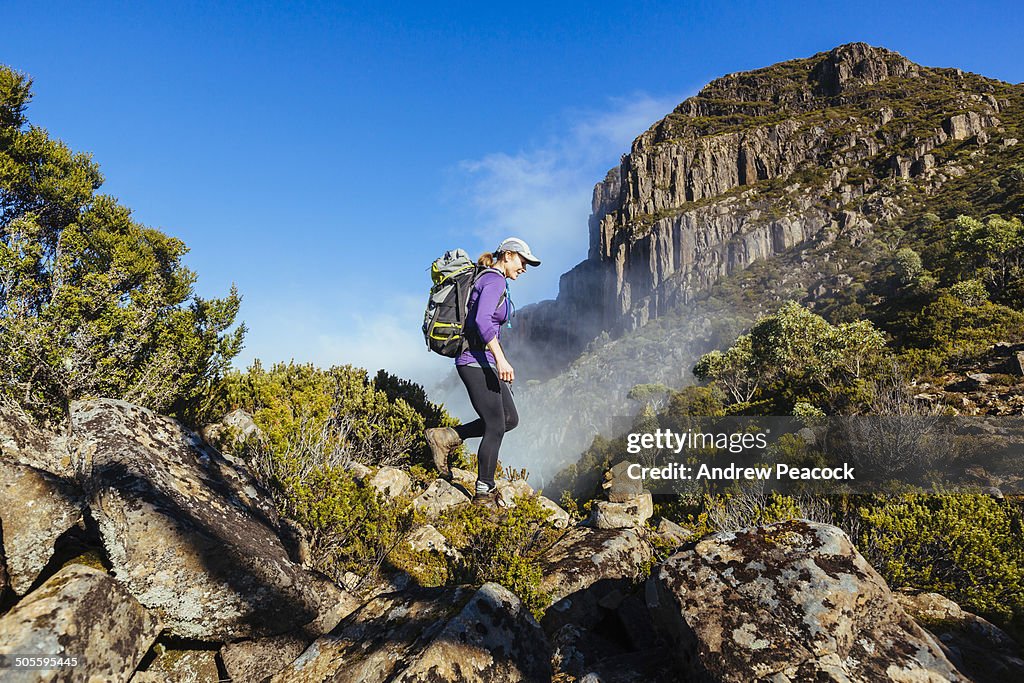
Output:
[478, 251, 503, 268]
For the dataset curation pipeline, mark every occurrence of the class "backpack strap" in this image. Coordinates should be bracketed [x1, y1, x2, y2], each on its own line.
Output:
[473, 266, 507, 310]
[462, 266, 508, 353]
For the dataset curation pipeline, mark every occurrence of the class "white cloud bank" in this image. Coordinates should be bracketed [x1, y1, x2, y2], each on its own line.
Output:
[454, 92, 686, 304]
[236, 92, 688, 394]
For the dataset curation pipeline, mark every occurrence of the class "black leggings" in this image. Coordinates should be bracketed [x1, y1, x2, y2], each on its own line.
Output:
[453, 364, 519, 489]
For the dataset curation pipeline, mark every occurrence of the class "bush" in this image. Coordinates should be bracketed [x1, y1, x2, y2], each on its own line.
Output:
[909, 293, 1024, 365]
[437, 496, 556, 619]
[893, 247, 923, 286]
[211, 361, 449, 470]
[949, 279, 989, 306]
[694, 302, 889, 414]
[248, 429, 415, 587]
[857, 492, 1024, 626]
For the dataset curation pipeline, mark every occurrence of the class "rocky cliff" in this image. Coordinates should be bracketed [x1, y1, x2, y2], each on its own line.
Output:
[498, 43, 1024, 481]
[510, 42, 1014, 371]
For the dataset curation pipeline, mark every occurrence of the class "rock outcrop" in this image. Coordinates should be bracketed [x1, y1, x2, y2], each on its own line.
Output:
[500, 41, 1017, 479]
[0, 564, 161, 681]
[0, 399, 366, 681]
[647, 519, 968, 681]
[269, 582, 552, 682]
[74, 399, 349, 641]
[513, 43, 1006, 359]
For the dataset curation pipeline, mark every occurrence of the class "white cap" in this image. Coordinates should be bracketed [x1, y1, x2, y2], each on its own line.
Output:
[496, 237, 541, 266]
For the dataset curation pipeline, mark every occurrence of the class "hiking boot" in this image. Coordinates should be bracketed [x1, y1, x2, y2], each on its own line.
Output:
[472, 486, 508, 509]
[425, 427, 460, 478]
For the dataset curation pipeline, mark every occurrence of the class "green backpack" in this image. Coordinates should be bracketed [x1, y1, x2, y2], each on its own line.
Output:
[422, 249, 505, 357]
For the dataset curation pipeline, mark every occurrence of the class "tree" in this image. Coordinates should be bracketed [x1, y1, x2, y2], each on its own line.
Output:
[693, 334, 762, 404]
[949, 214, 1024, 295]
[893, 247, 923, 287]
[0, 66, 244, 422]
[626, 382, 671, 411]
[695, 302, 889, 413]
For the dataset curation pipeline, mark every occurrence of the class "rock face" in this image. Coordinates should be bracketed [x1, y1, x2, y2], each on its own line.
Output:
[498, 41, 1017, 480]
[0, 564, 161, 682]
[895, 589, 1024, 682]
[647, 519, 968, 682]
[511, 43, 1005, 361]
[73, 398, 348, 640]
[539, 526, 653, 636]
[270, 582, 552, 682]
[0, 458, 83, 595]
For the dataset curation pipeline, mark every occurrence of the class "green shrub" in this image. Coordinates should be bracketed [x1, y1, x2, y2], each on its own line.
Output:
[857, 493, 1024, 626]
[437, 496, 555, 619]
[254, 448, 415, 587]
[893, 248, 923, 286]
[210, 361, 451, 470]
[909, 293, 1024, 365]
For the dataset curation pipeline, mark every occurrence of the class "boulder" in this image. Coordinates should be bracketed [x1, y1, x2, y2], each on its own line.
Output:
[199, 408, 263, 449]
[412, 478, 470, 517]
[602, 461, 645, 503]
[0, 564, 161, 682]
[72, 398, 348, 641]
[646, 519, 968, 681]
[654, 517, 693, 546]
[368, 465, 411, 498]
[587, 492, 653, 529]
[496, 477, 534, 503]
[406, 524, 461, 560]
[131, 647, 219, 683]
[0, 459, 83, 595]
[539, 527, 653, 635]
[449, 466, 476, 491]
[270, 582, 552, 682]
[536, 495, 571, 529]
[895, 589, 1024, 682]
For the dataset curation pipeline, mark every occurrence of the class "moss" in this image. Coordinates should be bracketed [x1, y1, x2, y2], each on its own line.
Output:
[61, 549, 107, 572]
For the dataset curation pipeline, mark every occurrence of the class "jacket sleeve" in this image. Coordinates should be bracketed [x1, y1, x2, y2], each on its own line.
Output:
[472, 272, 506, 345]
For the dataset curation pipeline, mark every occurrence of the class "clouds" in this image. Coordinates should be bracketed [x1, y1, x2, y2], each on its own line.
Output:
[454, 92, 685, 303]
[234, 92, 687, 395]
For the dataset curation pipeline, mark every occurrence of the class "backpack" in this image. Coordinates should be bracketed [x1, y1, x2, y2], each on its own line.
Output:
[422, 249, 506, 357]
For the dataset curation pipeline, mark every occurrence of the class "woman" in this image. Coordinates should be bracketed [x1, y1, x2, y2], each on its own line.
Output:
[426, 237, 541, 507]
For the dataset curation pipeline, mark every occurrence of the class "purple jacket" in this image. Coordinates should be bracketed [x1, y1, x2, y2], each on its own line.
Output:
[456, 270, 509, 366]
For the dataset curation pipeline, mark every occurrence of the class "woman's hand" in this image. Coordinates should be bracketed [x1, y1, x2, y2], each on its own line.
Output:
[496, 357, 515, 383]
[486, 337, 514, 382]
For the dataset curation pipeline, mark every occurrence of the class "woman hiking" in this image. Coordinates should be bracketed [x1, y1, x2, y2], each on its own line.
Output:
[425, 237, 541, 507]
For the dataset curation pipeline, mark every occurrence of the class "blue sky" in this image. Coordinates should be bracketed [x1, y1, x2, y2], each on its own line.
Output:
[4, 1, 1023, 389]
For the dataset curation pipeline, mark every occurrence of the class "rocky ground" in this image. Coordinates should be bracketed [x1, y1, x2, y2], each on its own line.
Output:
[1, 399, 1023, 682]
